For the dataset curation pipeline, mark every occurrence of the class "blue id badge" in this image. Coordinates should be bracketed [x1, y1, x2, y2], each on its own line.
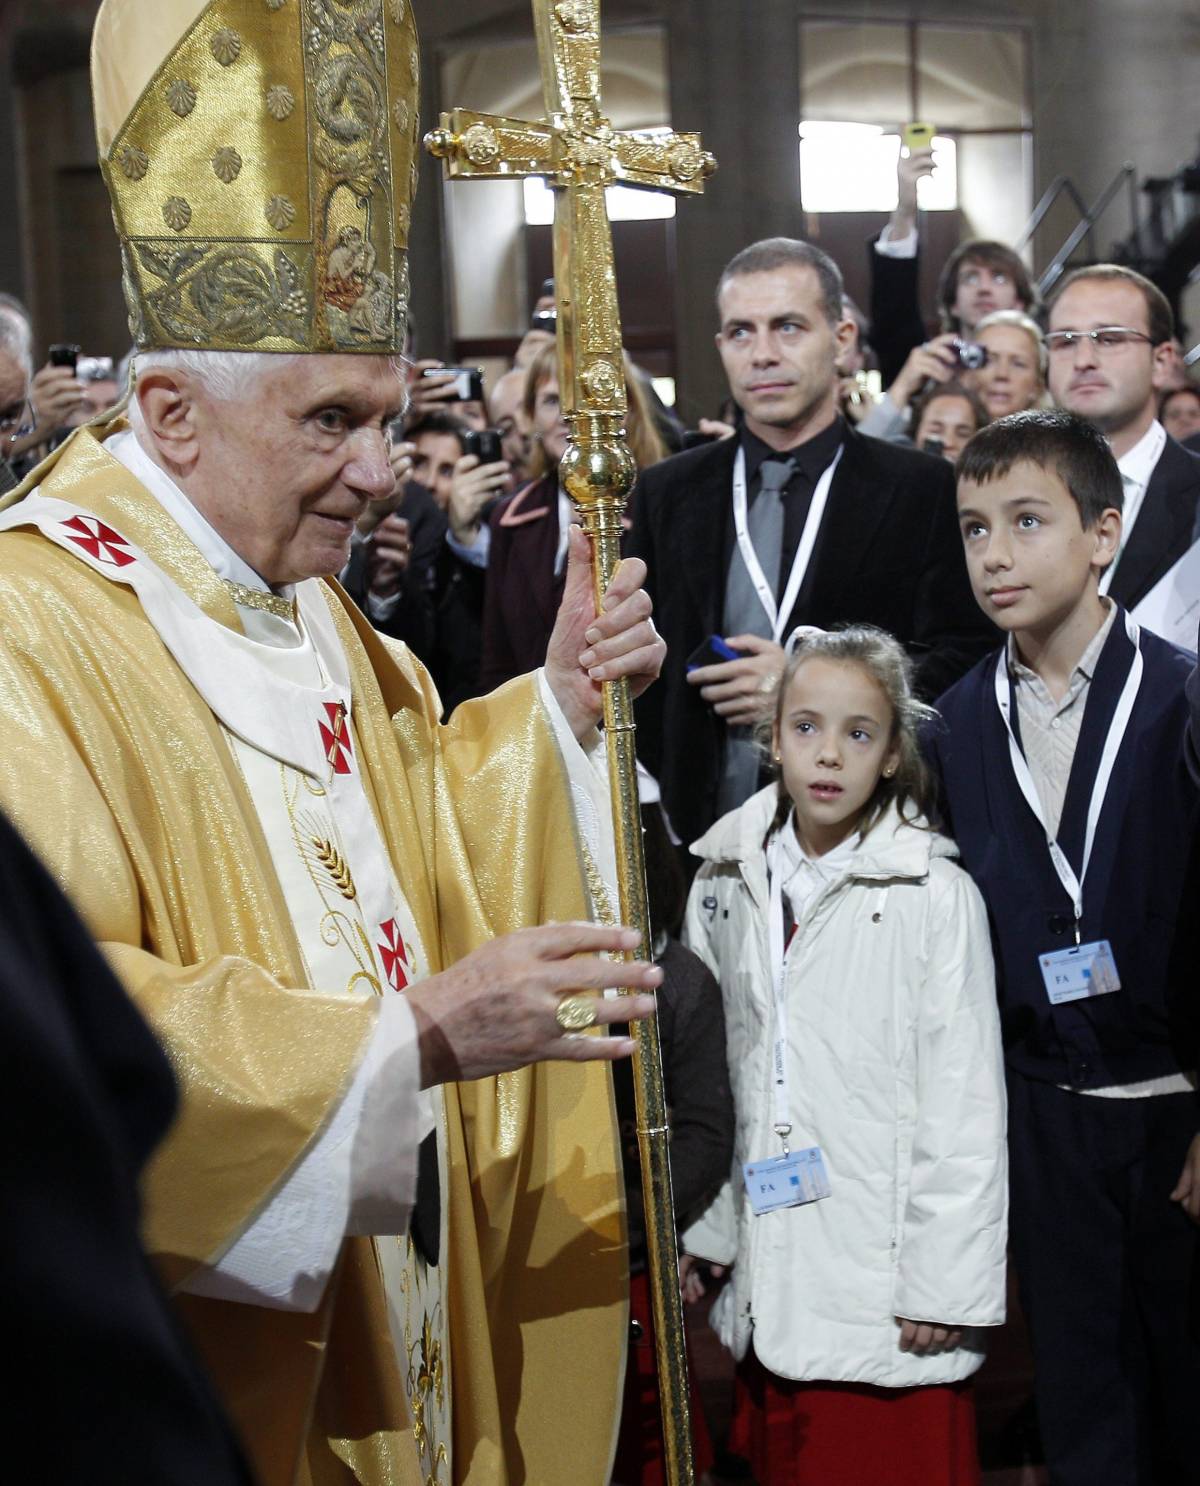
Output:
[1038, 939, 1121, 1005]
[743, 1148, 831, 1215]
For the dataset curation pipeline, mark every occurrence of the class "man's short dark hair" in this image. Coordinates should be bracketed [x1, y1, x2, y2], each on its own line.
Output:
[1049, 263, 1175, 348]
[716, 238, 845, 327]
[937, 240, 1038, 332]
[956, 408, 1124, 528]
[404, 410, 468, 447]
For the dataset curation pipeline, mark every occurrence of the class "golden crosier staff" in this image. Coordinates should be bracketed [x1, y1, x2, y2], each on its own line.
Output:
[426, 2, 714, 1479]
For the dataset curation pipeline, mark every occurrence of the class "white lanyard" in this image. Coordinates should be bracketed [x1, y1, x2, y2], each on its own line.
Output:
[732, 441, 844, 643]
[766, 829, 797, 1151]
[993, 611, 1142, 937]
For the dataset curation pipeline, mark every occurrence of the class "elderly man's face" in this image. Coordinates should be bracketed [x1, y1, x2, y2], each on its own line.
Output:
[182, 354, 403, 586]
[0, 350, 28, 441]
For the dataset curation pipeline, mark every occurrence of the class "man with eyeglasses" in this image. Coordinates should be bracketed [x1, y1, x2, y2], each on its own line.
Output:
[1047, 264, 1200, 610]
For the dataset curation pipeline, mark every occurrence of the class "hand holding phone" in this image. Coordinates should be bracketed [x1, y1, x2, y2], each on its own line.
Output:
[896, 128, 936, 219]
[686, 632, 786, 728]
[421, 365, 484, 403]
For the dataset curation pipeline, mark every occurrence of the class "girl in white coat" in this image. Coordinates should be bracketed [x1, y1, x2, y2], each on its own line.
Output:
[681, 625, 1006, 1486]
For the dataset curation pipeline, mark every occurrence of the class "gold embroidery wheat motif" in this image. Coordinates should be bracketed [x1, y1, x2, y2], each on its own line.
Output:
[310, 835, 356, 899]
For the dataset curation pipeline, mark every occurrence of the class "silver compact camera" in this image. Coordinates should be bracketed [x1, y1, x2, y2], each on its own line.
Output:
[952, 339, 988, 371]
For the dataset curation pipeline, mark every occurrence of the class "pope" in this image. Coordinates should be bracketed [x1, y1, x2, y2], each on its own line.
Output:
[0, 2, 665, 1483]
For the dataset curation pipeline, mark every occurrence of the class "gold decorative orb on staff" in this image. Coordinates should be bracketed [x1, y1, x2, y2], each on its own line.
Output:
[425, 2, 715, 1480]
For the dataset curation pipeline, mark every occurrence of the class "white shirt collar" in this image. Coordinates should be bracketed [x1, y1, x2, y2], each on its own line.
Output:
[105, 429, 302, 647]
[774, 811, 859, 881]
[1116, 419, 1166, 495]
[1099, 420, 1165, 595]
[1007, 595, 1116, 692]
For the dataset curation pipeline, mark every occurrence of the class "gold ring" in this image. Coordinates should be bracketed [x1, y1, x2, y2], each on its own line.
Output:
[555, 993, 598, 1033]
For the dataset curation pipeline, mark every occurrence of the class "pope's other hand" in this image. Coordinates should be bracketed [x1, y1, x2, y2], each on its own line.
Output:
[544, 524, 665, 742]
[407, 922, 660, 1086]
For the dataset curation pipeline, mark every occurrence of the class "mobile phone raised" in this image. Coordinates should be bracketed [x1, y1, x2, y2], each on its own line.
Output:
[464, 428, 503, 464]
[902, 121, 936, 152]
[422, 365, 484, 403]
[48, 343, 80, 370]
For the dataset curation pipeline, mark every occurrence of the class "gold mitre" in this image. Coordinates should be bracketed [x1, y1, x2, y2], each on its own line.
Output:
[91, 0, 421, 355]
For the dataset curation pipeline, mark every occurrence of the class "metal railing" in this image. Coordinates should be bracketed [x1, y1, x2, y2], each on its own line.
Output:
[1016, 163, 1141, 295]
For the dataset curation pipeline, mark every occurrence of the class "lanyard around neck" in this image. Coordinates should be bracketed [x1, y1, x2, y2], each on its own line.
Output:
[732, 441, 844, 643]
[993, 610, 1142, 936]
[766, 824, 805, 1151]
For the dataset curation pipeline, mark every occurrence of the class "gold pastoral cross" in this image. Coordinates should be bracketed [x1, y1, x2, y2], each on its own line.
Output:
[426, 2, 713, 439]
[427, 6, 715, 1483]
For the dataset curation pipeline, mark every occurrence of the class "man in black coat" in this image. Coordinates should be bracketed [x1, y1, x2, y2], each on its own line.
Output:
[0, 807, 253, 1485]
[1047, 265, 1200, 611]
[629, 237, 995, 850]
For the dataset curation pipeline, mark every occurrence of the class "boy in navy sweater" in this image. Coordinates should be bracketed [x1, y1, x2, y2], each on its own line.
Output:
[928, 410, 1200, 1486]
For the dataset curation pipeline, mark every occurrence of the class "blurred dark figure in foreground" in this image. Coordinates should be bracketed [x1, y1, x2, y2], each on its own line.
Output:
[0, 807, 253, 1485]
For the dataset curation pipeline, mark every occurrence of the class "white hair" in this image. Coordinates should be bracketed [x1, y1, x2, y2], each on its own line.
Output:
[974, 309, 1049, 377]
[127, 347, 406, 437]
[0, 303, 33, 380]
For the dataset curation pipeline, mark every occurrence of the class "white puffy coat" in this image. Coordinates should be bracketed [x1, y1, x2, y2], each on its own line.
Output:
[682, 788, 1007, 1388]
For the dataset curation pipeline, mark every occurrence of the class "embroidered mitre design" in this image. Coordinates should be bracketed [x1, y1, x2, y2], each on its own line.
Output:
[91, 0, 420, 354]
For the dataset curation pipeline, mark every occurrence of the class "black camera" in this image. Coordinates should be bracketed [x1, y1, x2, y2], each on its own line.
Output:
[951, 339, 988, 371]
[48, 343, 80, 370]
[464, 428, 503, 464]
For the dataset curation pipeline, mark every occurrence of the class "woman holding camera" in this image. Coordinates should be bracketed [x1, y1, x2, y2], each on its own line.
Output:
[965, 310, 1047, 420]
[857, 331, 977, 443]
[478, 341, 667, 692]
[861, 310, 1046, 448]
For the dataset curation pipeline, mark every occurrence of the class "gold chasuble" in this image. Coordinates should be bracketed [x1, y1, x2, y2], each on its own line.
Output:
[0, 426, 628, 1484]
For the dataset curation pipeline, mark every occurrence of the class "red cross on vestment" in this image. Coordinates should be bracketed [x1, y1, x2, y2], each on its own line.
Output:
[377, 917, 411, 991]
[61, 515, 135, 567]
[319, 701, 353, 776]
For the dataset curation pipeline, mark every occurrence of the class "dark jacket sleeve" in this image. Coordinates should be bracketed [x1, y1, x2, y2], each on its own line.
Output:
[920, 708, 955, 839]
[0, 810, 254, 1486]
[867, 233, 931, 388]
[1187, 621, 1200, 787]
[627, 470, 665, 780]
[910, 457, 999, 700]
[340, 483, 445, 664]
[621, 938, 735, 1260]
[478, 499, 520, 696]
[660, 939, 735, 1224]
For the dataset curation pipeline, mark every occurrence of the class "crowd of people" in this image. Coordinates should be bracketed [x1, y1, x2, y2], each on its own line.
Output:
[4, 52, 1200, 1484]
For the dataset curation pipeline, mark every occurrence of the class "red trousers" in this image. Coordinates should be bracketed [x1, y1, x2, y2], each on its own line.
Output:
[730, 1346, 980, 1486]
[611, 1269, 715, 1486]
